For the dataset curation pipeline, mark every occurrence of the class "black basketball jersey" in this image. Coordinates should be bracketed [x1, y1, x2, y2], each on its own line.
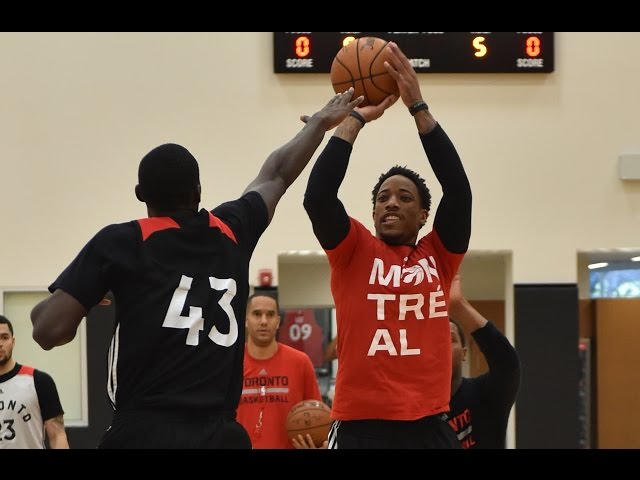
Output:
[50, 191, 268, 414]
[445, 322, 521, 449]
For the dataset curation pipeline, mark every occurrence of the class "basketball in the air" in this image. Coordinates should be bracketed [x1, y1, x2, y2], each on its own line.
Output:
[285, 399, 332, 446]
[330, 36, 399, 107]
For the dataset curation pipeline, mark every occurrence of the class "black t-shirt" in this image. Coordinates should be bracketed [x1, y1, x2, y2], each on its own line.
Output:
[445, 322, 521, 448]
[50, 192, 268, 414]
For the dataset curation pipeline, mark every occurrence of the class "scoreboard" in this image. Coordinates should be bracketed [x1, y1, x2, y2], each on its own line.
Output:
[274, 32, 554, 74]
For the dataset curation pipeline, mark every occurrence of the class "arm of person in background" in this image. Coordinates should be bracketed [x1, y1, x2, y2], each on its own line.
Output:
[448, 274, 487, 333]
[384, 41, 472, 255]
[324, 336, 337, 362]
[36, 370, 70, 448]
[303, 90, 397, 250]
[448, 274, 521, 412]
[44, 414, 69, 449]
[243, 87, 363, 224]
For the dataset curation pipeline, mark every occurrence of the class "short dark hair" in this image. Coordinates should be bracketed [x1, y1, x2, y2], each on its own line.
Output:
[137, 143, 200, 208]
[0, 315, 14, 336]
[247, 292, 280, 313]
[371, 165, 431, 211]
[450, 318, 466, 348]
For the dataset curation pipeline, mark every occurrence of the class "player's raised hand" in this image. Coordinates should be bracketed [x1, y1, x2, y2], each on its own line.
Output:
[353, 94, 398, 124]
[300, 87, 364, 129]
[383, 41, 423, 108]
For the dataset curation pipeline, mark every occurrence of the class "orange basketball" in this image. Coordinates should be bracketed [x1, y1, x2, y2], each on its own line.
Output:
[285, 399, 332, 447]
[330, 36, 399, 107]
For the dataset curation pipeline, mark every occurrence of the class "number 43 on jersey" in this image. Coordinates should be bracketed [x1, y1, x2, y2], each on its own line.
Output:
[162, 275, 238, 347]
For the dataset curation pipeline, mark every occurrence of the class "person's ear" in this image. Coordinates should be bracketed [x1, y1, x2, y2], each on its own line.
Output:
[135, 185, 144, 203]
[462, 346, 468, 362]
[420, 210, 429, 227]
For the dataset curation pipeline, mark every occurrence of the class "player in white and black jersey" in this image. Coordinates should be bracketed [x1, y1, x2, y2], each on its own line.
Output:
[0, 315, 69, 449]
[30, 89, 363, 449]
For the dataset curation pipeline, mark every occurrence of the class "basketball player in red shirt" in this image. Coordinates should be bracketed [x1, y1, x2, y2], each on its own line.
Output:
[236, 293, 324, 448]
[303, 42, 472, 448]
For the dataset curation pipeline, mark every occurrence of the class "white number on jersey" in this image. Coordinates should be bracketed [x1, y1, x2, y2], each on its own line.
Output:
[288, 322, 312, 341]
[162, 274, 238, 347]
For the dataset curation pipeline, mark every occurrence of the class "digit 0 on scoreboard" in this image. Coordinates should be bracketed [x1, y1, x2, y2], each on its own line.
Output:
[295, 36, 310, 57]
[274, 32, 554, 73]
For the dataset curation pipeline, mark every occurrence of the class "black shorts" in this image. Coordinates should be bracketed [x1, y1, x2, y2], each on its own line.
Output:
[328, 414, 461, 449]
[98, 409, 252, 449]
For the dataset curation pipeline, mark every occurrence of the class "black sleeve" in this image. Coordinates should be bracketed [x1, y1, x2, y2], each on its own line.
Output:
[303, 137, 353, 250]
[212, 191, 269, 256]
[421, 124, 472, 253]
[49, 225, 124, 310]
[472, 321, 521, 413]
[33, 370, 64, 421]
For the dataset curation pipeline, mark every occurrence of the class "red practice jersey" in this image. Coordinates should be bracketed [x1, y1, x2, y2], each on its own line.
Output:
[237, 343, 321, 448]
[329, 218, 463, 421]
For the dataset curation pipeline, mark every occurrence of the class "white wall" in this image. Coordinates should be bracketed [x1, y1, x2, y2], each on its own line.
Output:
[1, 32, 639, 289]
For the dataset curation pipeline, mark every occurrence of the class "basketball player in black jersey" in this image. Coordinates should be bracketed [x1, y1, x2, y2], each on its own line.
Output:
[446, 274, 521, 448]
[30, 88, 363, 449]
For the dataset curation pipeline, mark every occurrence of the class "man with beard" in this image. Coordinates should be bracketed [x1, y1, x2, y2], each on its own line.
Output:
[0, 315, 69, 449]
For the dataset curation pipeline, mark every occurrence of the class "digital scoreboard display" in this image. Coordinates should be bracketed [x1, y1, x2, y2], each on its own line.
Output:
[274, 32, 554, 74]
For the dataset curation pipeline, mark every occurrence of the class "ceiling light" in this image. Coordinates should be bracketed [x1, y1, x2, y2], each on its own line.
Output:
[588, 262, 609, 270]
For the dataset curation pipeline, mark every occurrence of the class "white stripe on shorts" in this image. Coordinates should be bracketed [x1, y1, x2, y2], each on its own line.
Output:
[327, 420, 341, 449]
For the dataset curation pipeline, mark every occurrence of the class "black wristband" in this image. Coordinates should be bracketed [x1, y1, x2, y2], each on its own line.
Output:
[409, 100, 428, 116]
[349, 110, 366, 127]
